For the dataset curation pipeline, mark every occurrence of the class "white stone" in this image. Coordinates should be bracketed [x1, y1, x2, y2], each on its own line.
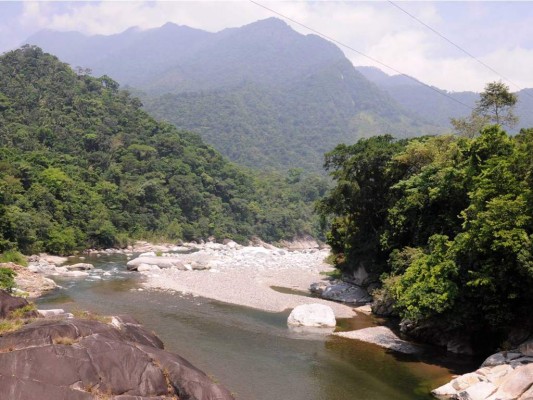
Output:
[139, 251, 156, 257]
[63, 270, 89, 277]
[287, 304, 336, 328]
[137, 264, 160, 272]
[38, 309, 65, 317]
[66, 263, 94, 271]
[432, 381, 457, 397]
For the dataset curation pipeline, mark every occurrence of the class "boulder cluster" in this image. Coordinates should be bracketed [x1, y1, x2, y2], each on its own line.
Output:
[432, 344, 533, 400]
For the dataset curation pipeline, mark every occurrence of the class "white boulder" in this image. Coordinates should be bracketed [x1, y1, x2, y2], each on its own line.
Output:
[287, 303, 336, 328]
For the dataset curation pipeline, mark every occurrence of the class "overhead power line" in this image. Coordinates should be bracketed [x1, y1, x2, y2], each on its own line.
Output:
[248, 0, 474, 111]
[387, 0, 532, 99]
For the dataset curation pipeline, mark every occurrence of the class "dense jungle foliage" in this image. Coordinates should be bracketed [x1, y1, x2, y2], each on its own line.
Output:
[319, 127, 533, 340]
[0, 46, 325, 255]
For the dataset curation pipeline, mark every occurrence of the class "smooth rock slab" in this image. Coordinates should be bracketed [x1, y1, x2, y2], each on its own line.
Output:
[0, 317, 234, 400]
[493, 364, 533, 399]
[287, 303, 336, 328]
[334, 326, 421, 354]
[458, 381, 497, 400]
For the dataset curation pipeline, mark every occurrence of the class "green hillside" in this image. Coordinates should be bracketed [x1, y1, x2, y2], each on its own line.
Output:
[28, 19, 444, 172]
[0, 46, 324, 255]
[142, 58, 442, 172]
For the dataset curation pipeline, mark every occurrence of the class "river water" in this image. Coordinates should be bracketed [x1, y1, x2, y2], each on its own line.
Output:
[36, 254, 476, 400]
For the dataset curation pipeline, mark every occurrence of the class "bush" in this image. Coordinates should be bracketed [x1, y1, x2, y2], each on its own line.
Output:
[0, 250, 27, 267]
[0, 267, 17, 291]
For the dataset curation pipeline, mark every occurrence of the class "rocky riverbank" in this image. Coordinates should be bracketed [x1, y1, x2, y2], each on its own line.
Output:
[131, 240, 356, 318]
[0, 290, 234, 400]
[0, 262, 58, 298]
[432, 343, 533, 400]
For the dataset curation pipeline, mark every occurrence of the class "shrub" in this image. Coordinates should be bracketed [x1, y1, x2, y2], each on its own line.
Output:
[0, 250, 27, 267]
[0, 268, 16, 291]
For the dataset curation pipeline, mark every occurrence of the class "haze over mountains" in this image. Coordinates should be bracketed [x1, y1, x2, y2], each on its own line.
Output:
[25, 18, 532, 171]
[356, 66, 533, 129]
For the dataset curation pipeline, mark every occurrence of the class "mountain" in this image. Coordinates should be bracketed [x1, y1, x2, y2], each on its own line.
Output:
[0, 46, 325, 254]
[26, 19, 444, 172]
[356, 66, 533, 130]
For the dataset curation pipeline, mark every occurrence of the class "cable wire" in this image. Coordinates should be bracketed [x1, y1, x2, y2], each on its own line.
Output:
[388, 0, 532, 99]
[248, 0, 474, 110]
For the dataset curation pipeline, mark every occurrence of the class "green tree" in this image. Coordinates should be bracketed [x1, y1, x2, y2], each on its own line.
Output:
[475, 81, 518, 128]
[451, 81, 518, 137]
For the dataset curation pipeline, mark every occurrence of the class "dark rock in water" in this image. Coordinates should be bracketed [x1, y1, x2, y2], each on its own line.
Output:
[400, 319, 474, 355]
[0, 290, 38, 318]
[309, 281, 329, 295]
[321, 282, 372, 305]
[0, 317, 235, 400]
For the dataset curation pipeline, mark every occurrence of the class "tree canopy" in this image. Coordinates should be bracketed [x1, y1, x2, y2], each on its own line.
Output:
[0, 46, 324, 254]
[320, 127, 533, 348]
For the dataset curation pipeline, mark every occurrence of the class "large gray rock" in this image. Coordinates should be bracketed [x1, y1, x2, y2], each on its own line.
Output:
[287, 304, 336, 328]
[482, 352, 522, 367]
[0, 317, 234, 400]
[321, 282, 372, 305]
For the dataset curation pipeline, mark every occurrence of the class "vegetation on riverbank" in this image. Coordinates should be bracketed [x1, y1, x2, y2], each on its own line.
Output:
[0, 46, 325, 255]
[320, 125, 533, 349]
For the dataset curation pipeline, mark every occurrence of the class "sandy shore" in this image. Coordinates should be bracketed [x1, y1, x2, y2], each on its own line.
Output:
[139, 245, 356, 318]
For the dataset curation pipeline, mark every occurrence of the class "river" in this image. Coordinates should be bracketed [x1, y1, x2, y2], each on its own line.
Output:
[36, 254, 477, 400]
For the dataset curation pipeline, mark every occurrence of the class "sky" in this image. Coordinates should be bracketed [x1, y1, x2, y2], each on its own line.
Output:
[0, 1, 532, 92]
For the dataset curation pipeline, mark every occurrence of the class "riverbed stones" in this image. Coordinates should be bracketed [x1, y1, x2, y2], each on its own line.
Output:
[432, 344, 533, 400]
[287, 303, 336, 328]
[334, 326, 421, 354]
[127, 256, 187, 270]
[1, 262, 58, 298]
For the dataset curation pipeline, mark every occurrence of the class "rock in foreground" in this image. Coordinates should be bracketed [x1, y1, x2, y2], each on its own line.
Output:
[0, 316, 235, 400]
[287, 303, 336, 328]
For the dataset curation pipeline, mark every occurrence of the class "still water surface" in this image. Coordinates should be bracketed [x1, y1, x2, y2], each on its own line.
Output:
[37, 254, 476, 400]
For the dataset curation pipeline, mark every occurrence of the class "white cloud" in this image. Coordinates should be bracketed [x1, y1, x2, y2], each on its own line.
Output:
[4, 1, 533, 92]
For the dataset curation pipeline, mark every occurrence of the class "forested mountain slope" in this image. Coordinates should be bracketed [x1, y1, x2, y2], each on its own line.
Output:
[27, 19, 444, 172]
[0, 46, 323, 255]
[356, 66, 533, 130]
